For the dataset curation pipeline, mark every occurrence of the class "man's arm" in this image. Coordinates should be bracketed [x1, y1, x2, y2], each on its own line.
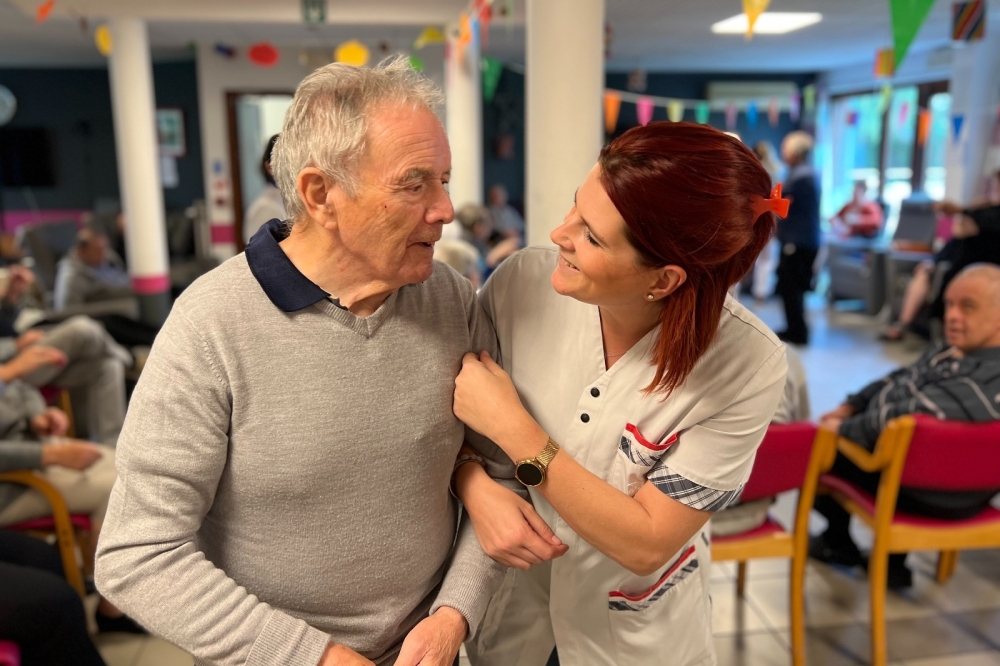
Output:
[95, 309, 331, 666]
[964, 204, 1000, 235]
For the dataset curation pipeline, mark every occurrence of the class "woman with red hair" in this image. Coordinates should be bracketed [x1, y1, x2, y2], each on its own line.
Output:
[451, 122, 789, 665]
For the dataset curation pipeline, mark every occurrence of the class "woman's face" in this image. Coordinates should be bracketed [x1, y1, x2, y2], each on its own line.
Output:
[549, 165, 666, 307]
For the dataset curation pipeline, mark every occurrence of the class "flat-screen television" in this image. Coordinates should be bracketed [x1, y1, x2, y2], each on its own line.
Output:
[0, 127, 56, 187]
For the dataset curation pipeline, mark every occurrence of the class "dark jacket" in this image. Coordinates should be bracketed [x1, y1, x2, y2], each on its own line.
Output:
[777, 164, 821, 251]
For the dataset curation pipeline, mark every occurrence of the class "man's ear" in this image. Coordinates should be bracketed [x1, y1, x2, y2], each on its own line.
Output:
[295, 167, 339, 230]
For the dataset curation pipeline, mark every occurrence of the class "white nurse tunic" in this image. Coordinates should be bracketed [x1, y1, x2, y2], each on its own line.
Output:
[468, 248, 787, 666]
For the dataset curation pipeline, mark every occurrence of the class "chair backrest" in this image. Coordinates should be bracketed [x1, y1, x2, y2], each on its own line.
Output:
[0, 640, 20, 666]
[740, 422, 818, 502]
[15, 219, 79, 292]
[892, 198, 938, 246]
[900, 415, 1000, 490]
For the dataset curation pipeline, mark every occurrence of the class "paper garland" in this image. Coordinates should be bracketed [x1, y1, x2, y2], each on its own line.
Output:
[636, 97, 654, 126]
[768, 98, 780, 127]
[94, 25, 112, 56]
[335, 40, 369, 67]
[482, 56, 503, 103]
[875, 48, 896, 78]
[695, 102, 711, 125]
[248, 42, 280, 67]
[917, 108, 931, 146]
[746, 101, 758, 127]
[668, 100, 685, 123]
[743, 0, 772, 40]
[889, 0, 936, 70]
[414, 26, 447, 49]
[604, 92, 622, 134]
[35, 0, 55, 23]
[408, 55, 424, 72]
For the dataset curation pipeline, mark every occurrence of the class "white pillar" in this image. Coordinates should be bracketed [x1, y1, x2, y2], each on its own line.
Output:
[945, 30, 1000, 203]
[107, 17, 171, 325]
[446, 26, 483, 221]
[526, 0, 604, 247]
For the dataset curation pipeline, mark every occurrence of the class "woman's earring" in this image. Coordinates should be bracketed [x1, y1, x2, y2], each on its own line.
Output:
[646, 294, 655, 301]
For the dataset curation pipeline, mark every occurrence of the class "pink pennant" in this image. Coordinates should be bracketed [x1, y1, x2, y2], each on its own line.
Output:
[636, 97, 654, 126]
[790, 92, 801, 122]
[768, 98, 780, 127]
[725, 102, 738, 131]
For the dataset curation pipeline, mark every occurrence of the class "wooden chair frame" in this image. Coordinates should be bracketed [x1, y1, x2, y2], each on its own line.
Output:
[0, 470, 86, 598]
[713, 427, 838, 666]
[819, 415, 1000, 666]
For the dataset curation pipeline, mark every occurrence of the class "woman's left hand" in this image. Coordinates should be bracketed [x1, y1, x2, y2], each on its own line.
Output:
[454, 351, 532, 453]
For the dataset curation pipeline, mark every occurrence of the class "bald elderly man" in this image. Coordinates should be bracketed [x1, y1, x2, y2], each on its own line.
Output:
[811, 263, 1000, 587]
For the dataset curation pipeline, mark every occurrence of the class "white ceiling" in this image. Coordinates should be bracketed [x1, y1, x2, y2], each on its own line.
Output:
[0, 0, 995, 72]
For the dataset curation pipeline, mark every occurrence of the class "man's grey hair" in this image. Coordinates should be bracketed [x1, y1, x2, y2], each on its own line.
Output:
[781, 131, 814, 160]
[953, 263, 1000, 304]
[271, 56, 444, 221]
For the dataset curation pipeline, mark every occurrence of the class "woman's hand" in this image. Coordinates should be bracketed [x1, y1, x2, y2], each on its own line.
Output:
[455, 463, 568, 569]
[454, 351, 534, 454]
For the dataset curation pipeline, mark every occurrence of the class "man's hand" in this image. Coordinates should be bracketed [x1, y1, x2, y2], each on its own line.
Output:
[933, 200, 963, 216]
[395, 607, 467, 666]
[318, 643, 374, 666]
[3, 265, 35, 305]
[40, 441, 102, 470]
[0, 345, 68, 383]
[30, 407, 71, 438]
[16, 330, 46, 352]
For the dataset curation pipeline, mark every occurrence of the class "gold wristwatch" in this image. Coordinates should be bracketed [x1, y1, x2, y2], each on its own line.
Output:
[514, 438, 560, 487]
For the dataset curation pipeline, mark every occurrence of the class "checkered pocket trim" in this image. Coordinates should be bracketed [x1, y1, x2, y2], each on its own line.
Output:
[608, 545, 699, 612]
[648, 466, 744, 512]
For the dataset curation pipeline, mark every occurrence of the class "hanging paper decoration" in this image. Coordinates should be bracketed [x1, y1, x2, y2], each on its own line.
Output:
[917, 109, 932, 146]
[334, 40, 369, 67]
[248, 42, 280, 67]
[94, 25, 112, 57]
[482, 56, 503, 103]
[953, 115, 965, 141]
[899, 101, 911, 127]
[408, 55, 424, 72]
[478, 3, 493, 49]
[889, 0, 936, 70]
[879, 85, 893, 114]
[470, 14, 481, 54]
[746, 101, 758, 127]
[695, 101, 710, 124]
[604, 92, 622, 134]
[874, 48, 896, 78]
[789, 91, 801, 122]
[768, 98, 780, 127]
[846, 110, 859, 127]
[636, 97, 654, 126]
[214, 43, 236, 59]
[35, 0, 55, 23]
[743, 0, 772, 40]
[952, 1, 986, 41]
[725, 102, 738, 131]
[414, 26, 447, 49]
[803, 85, 816, 115]
[668, 100, 685, 123]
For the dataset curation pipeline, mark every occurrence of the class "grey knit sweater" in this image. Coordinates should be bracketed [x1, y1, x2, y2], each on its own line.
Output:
[95, 253, 514, 666]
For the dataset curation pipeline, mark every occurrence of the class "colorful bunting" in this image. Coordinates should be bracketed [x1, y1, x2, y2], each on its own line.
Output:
[408, 55, 424, 72]
[953, 115, 965, 141]
[789, 91, 801, 122]
[414, 27, 447, 50]
[917, 108, 932, 146]
[899, 101, 911, 127]
[746, 101, 758, 128]
[482, 56, 503, 103]
[695, 101, 710, 124]
[668, 100, 685, 123]
[35, 0, 55, 23]
[604, 92, 622, 134]
[725, 102, 738, 131]
[334, 40, 369, 67]
[879, 85, 894, 114]
[248, 42, 280, 67]
[94, 25, 112, 56]
[875, 48, 896, 78]
[803, 85, 816, 115]
[636, 97, 654, 126]
[890, 0, 936, 70]
[214, 43, 236, 59]
[478, 3, 493, 49]
[952, 1, 986, 41]
[768, 98, 780, 127]
[743, 0, 771, 40]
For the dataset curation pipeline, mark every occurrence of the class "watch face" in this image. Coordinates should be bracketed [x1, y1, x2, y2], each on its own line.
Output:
[515, 461, 544, 487]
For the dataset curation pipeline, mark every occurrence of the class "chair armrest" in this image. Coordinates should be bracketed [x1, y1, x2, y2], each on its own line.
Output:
[836, 436, 885, 472]
[45, 297, 140, 322]
[0, 470, 86, 597]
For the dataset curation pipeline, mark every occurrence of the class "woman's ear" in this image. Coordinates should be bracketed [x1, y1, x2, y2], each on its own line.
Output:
[295, 167, 338, 230]
[647, 265, 687, 301]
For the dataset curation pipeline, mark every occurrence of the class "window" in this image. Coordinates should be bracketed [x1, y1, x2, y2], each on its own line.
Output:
[827, 93, 883, 221]
[923, 92, 952, 201]
[882, 86, 919, 232]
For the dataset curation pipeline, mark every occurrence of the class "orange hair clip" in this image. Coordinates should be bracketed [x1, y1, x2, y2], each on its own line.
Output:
[751, 184, 791, 220]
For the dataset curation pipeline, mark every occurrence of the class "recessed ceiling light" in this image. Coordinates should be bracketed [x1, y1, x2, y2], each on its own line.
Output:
[711, 12, 823, 35]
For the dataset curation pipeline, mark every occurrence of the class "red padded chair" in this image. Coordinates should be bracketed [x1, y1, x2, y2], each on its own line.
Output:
[713, 423, 838, 666]
[0, 641, 20, 666]
[818, 415, 1000, 666]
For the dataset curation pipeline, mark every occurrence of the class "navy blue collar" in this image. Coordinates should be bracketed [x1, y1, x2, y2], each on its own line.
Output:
[245, 219, 331, 313]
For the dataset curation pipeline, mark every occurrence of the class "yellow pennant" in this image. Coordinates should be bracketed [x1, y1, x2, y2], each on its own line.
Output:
[334, 40, 369, 67]
[95, 25, 112, 56]
[743, 0, 771, 40]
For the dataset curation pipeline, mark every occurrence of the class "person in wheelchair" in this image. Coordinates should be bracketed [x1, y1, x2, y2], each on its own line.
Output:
[814, 264, 1000, 588]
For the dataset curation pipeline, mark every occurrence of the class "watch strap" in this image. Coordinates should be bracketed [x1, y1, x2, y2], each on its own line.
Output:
[535, 438, 560, 468]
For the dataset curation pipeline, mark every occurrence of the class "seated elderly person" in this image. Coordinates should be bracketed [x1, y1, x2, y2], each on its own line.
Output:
[455, 204, 521, 281]
[52, 229, 158, 348]
[96, 58, 537, 666]
[812, 263, 1000, 588]
[831, 181, 883, 239]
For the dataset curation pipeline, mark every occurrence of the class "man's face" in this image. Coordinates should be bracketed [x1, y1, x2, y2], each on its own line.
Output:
[80, 236, 108, 267]
[329, 104, 454, 287]
[943, 275, 1000, 353]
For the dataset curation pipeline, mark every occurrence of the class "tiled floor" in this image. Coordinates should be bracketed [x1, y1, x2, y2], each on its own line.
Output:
[92, 294, 1000, 665]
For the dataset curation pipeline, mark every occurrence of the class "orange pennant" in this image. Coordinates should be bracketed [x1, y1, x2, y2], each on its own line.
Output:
[604, 92, 622, 135]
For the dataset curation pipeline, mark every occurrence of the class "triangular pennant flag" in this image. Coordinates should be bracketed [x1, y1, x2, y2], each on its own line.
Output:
[695, 101, 710, 124]
[414, 26, 446, 50]
[917, 108, 931, 146]
[743, 0, 771, 40]
[36, 0, 55, 23]
[668, 100, 685, 123]
[746, 102, 758, 127]
[890, 0, 936, 70]
[879, 85, 894, 114]
[803, 85, 816, 114]
[725, 102, 738, 131]
[604, 92, 622, 134]
[789, 91, 801, 122]
[875, 47, 896, 78]
[953, 115, 965, 141]
[768, 98, 780, 127]
[482, 56, 503, 103]
[636, 97, 654, 126]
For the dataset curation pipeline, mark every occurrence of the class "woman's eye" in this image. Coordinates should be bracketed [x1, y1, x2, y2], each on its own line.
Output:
[585, 230, 600, 246]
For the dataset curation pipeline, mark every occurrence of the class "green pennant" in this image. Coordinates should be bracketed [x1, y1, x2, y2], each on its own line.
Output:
[482, 56, 503, 104]
[889, 0, 936, 70]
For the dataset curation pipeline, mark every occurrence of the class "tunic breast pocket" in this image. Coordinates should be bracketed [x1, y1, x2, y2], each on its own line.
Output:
[611, 424, 678, 497]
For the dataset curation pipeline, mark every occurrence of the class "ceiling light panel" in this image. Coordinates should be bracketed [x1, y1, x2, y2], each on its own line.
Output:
[711, 12, 823, 35]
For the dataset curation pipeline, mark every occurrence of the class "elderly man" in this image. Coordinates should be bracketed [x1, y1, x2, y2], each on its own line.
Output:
[95, 59, 533, 666]
[812, 264, 1000, 587]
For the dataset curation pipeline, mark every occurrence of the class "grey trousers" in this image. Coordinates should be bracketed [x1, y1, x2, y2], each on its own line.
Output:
[22, 316, 129, 447]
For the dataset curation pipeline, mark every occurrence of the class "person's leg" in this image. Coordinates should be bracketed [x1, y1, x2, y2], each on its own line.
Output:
[22, 317, 131, 389]
[93, 314, 159, 348]
[885, 263, 932, 340]
[777, 248, 810, 344]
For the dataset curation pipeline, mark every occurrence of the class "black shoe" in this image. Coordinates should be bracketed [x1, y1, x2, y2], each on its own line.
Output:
[809, 533, 863, 568]
[776, 330, 809, 345]
[96, 611, 147, 635]
[862, 558, 914, 589]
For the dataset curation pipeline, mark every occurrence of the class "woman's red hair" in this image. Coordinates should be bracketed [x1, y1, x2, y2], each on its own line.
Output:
[598, 122, 775, 394]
